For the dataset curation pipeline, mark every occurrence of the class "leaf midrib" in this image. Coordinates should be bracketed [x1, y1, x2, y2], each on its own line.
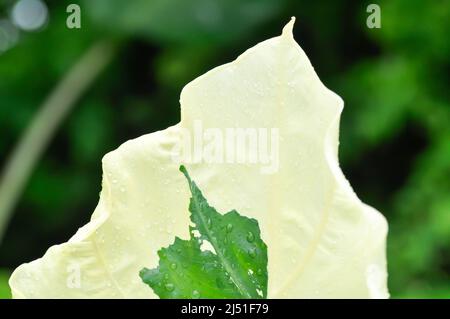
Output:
[190, 185, 253, 299]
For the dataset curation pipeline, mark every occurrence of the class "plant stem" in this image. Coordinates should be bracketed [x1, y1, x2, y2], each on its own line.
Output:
[0, 40, 117, 243]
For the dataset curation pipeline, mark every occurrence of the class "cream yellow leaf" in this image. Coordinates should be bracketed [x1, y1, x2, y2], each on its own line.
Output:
[9, 18, 388, 298]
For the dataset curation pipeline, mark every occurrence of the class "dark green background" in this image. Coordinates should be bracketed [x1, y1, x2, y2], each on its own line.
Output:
[0, 0, 449, 298]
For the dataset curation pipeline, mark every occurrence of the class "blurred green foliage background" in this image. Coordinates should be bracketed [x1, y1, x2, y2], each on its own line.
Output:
[0, 0, 449, 298]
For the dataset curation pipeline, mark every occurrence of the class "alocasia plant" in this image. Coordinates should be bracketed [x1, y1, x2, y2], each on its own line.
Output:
[140, 165, 268, 299]
[9, 18, 389, 298]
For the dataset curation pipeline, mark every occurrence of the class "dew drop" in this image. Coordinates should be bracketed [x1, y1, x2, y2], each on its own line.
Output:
[170, 263, 178, 270]
[192, 290, 200, 299]
[246, 232, 255, 242]
[226, 223, 233, 233]
[248, 247, 257, 258]
[165, 283, 174, 292]
[207, 218, 212, 229]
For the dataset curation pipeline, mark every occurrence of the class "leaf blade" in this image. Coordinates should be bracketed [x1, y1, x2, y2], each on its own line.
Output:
[140, 166, 268, 299]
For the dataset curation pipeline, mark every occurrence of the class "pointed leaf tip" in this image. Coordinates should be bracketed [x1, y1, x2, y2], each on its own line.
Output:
[179, 165, 192, 185]
[179, 164, 187, 177]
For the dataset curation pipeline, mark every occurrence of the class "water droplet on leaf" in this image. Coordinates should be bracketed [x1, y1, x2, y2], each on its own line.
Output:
[192, 290, 200, 299]
[165, 283, 174, 292]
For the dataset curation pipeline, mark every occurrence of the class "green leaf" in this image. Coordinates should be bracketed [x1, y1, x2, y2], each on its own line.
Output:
[139, 165, 268, 299]
[0, 270, 11, 299]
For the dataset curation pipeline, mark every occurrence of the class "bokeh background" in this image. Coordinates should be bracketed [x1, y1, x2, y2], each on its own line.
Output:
[0, 0, 449, 298]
